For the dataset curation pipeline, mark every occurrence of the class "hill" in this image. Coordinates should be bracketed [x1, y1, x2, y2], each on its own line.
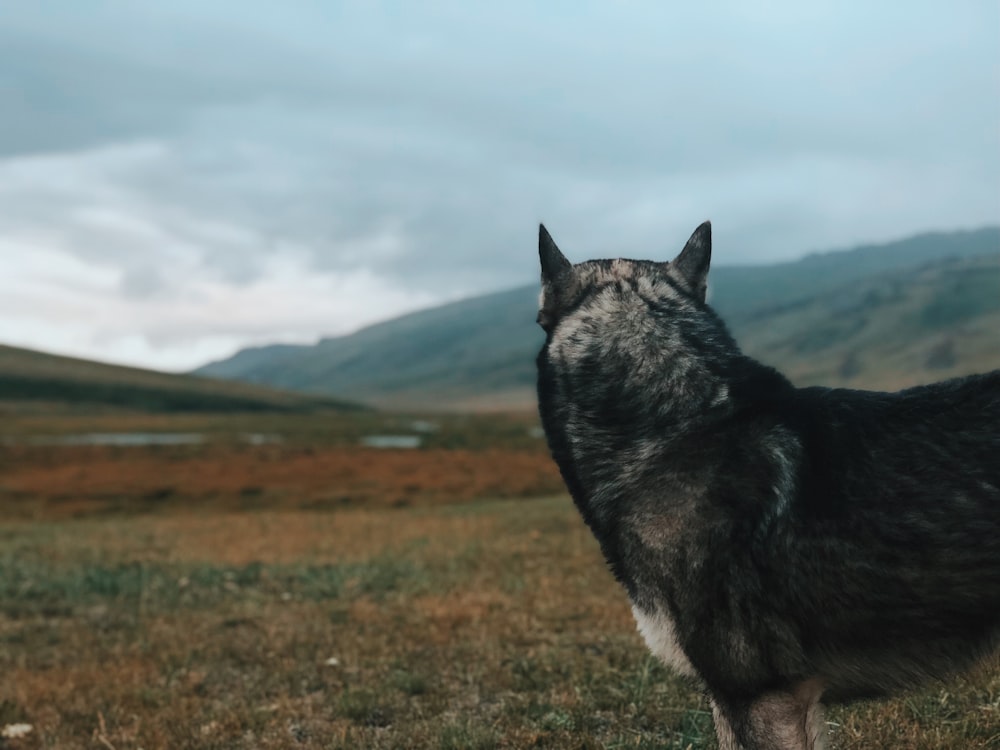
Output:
[194, 227, 1000, 409]
[707, 226, 1000, 318]
[732, 253, 1000, 391]
[195, 285, 543, 409]
[0, 344, 362, 413]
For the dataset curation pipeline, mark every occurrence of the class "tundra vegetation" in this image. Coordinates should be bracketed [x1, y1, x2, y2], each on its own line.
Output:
[1, 410, 998, 749]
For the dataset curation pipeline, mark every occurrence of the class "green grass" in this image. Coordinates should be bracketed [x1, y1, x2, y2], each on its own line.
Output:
[0, 554, 450, 619]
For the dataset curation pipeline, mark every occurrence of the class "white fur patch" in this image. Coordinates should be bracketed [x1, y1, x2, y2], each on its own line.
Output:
[766, 433, 796, 519]
[631, 605, 697, 677]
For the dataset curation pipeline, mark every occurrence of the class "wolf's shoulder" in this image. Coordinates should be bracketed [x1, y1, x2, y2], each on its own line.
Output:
[722, 365, 1000, 474]
[789, 369, 1000, 419]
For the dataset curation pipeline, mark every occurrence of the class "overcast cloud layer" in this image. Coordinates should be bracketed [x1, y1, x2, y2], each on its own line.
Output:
[2, 2, 998, 370]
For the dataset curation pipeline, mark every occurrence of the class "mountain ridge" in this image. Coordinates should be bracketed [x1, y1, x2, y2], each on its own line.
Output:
[194, 227, 1000, 409]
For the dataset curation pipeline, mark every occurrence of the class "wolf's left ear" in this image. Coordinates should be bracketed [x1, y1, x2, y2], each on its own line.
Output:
[671, 221, 711, 302]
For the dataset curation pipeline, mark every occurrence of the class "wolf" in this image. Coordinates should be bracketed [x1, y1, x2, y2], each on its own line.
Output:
[535, 220, 1000, 750]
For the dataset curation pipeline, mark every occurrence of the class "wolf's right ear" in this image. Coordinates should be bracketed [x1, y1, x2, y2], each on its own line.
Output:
[538, 224, 574, 331]
[539, 224, 572, 286]
[671, 221, 711, 302]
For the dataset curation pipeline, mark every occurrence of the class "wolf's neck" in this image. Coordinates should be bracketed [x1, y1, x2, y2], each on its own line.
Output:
[551, 351, 789, 530]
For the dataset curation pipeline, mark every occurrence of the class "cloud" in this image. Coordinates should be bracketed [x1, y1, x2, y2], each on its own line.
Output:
[0, 2, 997, 370]
[0, 143, 443, 370]
[0, 233, 442, 371]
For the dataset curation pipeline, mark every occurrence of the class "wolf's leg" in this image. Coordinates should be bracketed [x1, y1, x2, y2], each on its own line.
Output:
[711, 699, 742, 750]
[712, 681, 826, 750]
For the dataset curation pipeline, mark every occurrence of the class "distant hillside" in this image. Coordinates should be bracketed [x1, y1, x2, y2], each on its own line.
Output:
[197, 285, 542, 408]
[733, 253, 1000, 391]
[195, 227, 1000, 409]
[707, 227, 1000, 318]
[0, 345, 363, 413]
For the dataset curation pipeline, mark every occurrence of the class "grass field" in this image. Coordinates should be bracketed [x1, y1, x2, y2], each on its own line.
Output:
[2, 412, 999, 749]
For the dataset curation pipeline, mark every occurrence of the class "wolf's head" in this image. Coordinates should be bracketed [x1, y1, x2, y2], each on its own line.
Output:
[535, 222, 738, 411]
[538, 221, 712, 336]
[535, 220, 746, 448]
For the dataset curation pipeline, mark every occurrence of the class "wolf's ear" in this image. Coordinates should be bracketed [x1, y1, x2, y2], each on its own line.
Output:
[538, 224, 574, 331]
[539, 224, 572, 286]
[671, 221, 711, 302]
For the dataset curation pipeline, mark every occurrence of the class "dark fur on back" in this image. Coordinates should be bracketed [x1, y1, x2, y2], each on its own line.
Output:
[535, 222, 1000, 749]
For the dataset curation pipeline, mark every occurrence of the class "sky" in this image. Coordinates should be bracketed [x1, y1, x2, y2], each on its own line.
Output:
[1, 2, 998, 371]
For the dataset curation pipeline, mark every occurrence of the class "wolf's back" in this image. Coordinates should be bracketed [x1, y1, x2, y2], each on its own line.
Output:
[767, 370, 1000, 695]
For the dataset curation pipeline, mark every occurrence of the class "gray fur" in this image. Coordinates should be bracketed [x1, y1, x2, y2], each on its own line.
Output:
[535, 221, 1000, 750]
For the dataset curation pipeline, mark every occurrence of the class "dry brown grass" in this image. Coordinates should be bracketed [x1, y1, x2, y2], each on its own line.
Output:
[1, 414, 998, 748]
[2, 495, 998, 749]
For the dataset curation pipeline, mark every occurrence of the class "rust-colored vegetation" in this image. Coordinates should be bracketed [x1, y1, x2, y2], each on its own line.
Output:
[1, 444, 562, 520]
[1, 412, 998, 749]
